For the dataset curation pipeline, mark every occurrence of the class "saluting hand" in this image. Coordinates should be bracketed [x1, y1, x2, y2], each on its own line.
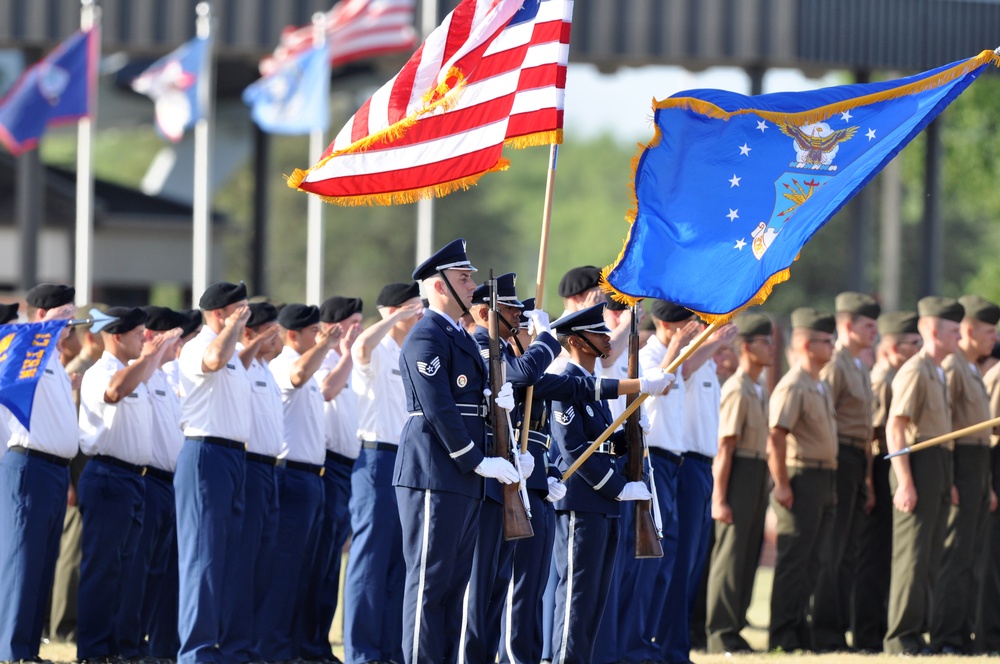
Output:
[317, 324, 343, 349]
[709, 323, 738, 346]
[339, 322, 363, 355]
[225, 305, 251, 330]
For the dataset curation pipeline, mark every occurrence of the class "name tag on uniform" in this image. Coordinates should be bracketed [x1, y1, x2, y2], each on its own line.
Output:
[226, 363, 236, 370]
[256, 381, 266, 388]
[392, 369, 401, 376]
[45, 368, 54, 375]
[154, 389, 167, 397]
[703, 381, 712, 388]
[126, 392, 139, 399]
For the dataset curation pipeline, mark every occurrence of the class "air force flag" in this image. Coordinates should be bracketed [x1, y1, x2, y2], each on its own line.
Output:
[0, 321, 69, 429]
[243, 44, 330, 135]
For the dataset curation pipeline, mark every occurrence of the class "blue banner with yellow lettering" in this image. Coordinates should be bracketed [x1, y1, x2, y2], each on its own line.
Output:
[0, 321, 68, 429]
[602, 50, 1000, 323]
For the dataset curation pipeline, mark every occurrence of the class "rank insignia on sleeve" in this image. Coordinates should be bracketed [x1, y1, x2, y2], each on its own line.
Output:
[554, 407, 575, 426]
[416, 356, 442, 377]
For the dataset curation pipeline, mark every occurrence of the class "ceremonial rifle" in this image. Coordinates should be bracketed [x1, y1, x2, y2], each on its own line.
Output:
[624, 305, 663, 558]
[488, 271, 534, 541]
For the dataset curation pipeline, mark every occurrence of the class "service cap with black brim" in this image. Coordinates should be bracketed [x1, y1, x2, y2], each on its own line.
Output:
[247, 302, 278, 328]
[376, 282, 421, 308]
[199, 281, 248, 311]
[412, 238, 477, 316]
[141, 306, 186, 332]
[0, 302, 19, 325]
[650, 299, 694, 323]
[734, 312, 773, 337]
[835, 291, 881, 320]
[791, 307, 836, 334]
[26, 283, 75, 309]
[917, 296, 964, 323]
[551, 303, 613, 336]
[320, 296, 363, 324]
[102, 306, 148, 335]
[278, 303, 321, 331]
[471, 272, 524, 309]
[558, 266, 602, 299]
[877, 311, 919, 336]
[958, 294, 1000, 326]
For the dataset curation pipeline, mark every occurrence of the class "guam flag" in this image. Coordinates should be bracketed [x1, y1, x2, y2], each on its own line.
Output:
[602, 50, 1000, 322]
[0, 320, 69, 429]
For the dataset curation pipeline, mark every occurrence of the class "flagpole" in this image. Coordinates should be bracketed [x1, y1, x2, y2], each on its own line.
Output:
[192, 2, 214, 304]
[519, 143, 559, 453]
[306, 12, 327, 305]
[74, 0, 99, 306]
[414, 0, 437, 265]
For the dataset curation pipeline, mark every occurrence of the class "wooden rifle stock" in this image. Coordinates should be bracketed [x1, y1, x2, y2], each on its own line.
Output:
[488, 274, 533, 541]
[625, 308, 663, 559]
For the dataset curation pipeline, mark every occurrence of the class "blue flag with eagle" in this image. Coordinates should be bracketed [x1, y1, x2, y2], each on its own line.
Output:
[602, 49, 1000, 323]
[0, 320, 69, 429]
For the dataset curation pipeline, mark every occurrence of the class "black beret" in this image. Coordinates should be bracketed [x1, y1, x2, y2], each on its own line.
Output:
[835, 291, 881, 320]
[179, 309, 203, 337]
[959, 295, 1000, 325]
[247, 302, 278, 328]
[278, 303, 320, 331]
[26, 283, 75, 309]
[199, 281, 248, 311]
[734, 312, 773, 337]
[377, 282, 421, 308]
[877, 311, 919, 336]
[102, 306, 148, 335]
[558, 266, 602, 299]
[141, 306, 185, 332]
[320, 296, 363, 324]
[606, 299, 628, 312]
[791, 307, 836, 334]
[649, 299, 694, 323]
[412, 238, 477, 281]
[0, 302, 19, 325]
[917, 296, 964, 323]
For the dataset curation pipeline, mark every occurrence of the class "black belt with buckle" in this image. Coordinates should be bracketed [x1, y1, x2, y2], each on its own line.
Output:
[7, 446, 72, 467]
[246, 452, 279, 466]
[326, 450, 356, 467]
[94, 454, 147, 476]
[145, 466, 174, 483]
[362, 441, 399, 453]
[456, 403, 488, 418]
[188, 436, 247, 451]
[525, 430, 551, 450]
[683, 452, 713, 464]
[285, 459, 325, 476]
[649, 448, 684, 465]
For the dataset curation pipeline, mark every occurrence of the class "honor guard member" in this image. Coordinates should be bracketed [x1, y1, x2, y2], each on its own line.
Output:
[811, 292, 880, 651]
[343, 282, 423, 664]
[261, 304, 337, 662]
[979, 339, 1000, 652]
[118, 307, 186, 661]
[395, 239, 520, 664]
[176, 281, 252, 664]
[0, 284, 78, 663]
[852, 311, 921, 651]
[767, 307, 839, 652]
[931, 295, 999, 653]
[706, 313, 775, 654]
[226, 303, 283, 663]
[306, 296, 364, 662]
[883, 297, 962, 655]
[548, 303, 669, 664]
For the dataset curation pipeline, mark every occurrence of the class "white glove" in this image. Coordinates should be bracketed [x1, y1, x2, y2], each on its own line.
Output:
[518, 452, 535, 479]
[639, 368, 675, 396]
[545, 476, 567, 502]
[639, 411, 651, 436]
[475, 457, 521, 484]
[616, 481, 652, 502]
[494, 381, 516, 411]
[528, 309, 551, 336]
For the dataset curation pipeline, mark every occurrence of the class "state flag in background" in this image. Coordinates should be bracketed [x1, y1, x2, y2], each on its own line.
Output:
[602, 49, 1000, 322]
[0, 320, 69, 429]
[0, 29, 97, 156]
[243, 43, 331, 135]
[131, 36, 210, 143]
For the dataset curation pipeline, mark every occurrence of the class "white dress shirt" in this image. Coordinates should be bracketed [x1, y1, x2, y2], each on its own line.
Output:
[7, 352, 79, 459]
[147, 367, 185, 472]
[163, 359, 182, 396]
[79, 351, 152, 465]
[246, 356, 284, 458]
[682, 359, 720, 456]
[639, 335, 686, 454]
[179, 326, 252, 443]
[269, 345, 326, 465]
[318, 349, 361, 459]
[353, 334, 408, 445]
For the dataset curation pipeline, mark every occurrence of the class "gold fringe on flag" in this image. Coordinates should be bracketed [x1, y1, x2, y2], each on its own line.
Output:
[503, 129, 563, 150]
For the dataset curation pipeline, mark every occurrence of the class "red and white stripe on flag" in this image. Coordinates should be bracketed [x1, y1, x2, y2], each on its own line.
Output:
[289, 0, 538, 206]
[505, 0, 572, 148]
[260, 0, 417, 76]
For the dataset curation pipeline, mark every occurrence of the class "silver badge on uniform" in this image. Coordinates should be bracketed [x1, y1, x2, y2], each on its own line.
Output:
[457, 375, 468, 388]
[416, 356, 441, 377]
[585, 405, 594, 416]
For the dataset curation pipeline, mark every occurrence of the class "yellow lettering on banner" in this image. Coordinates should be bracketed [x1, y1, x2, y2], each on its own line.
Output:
[18, 368, 38, 380]
[31, 333, 52, 347]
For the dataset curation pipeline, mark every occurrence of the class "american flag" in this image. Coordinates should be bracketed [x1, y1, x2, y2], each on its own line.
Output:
[260, 0, 417, 76]
[289, 0, 571, 206]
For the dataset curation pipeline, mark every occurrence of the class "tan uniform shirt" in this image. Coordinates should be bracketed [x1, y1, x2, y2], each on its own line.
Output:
[870, 361, 899, 458]
[719, 367, 769, 459]
[888, 350, 953, 450]
[983, 361, 1000, 446]
[942, 352, 990, 446]
[820, 345, 874, 445]
[769, 365, 838, 466]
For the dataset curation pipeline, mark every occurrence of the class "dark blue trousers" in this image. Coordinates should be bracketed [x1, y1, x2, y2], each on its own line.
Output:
[174, 439, 246, 664]
[499, 491, 555, 664]
[463, 497, 505, 663]
[0, 451, 69, 661]
[220, 459, 278, 662]
[77, 458, 145, 659]
[303, 454, 354, 660]
[257, 465, 324, 661]
[641, 451, 682, 662]
[396, 486, 481, 664]
[660, 456, 713, 664]
[138, 474, 180, 659]
[593, 501, 629, 664]
[119, 472, 175, 659]
[551, 511, 620, 664]
[343, 447, 404, 664]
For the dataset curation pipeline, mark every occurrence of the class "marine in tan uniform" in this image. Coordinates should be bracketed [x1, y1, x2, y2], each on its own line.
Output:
[766, 308, 838, 652]
[930, 295, 1000, 652]
[852, 311, 921, 652]
[977, 347, 1000, 652]
[883, 296, 963, 655]
[706, 313, 774, 654]
[812, 292, 880, 651]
